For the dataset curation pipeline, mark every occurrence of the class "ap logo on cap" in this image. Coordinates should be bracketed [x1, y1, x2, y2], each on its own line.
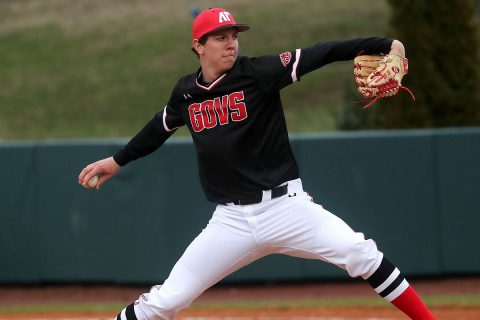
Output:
[219, 11, 232, 23]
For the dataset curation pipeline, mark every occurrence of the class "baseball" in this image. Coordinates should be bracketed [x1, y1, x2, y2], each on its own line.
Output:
[87, 175, 99, 189]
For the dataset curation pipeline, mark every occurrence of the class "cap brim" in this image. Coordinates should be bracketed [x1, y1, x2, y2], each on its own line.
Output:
[203, 24, 250, 37]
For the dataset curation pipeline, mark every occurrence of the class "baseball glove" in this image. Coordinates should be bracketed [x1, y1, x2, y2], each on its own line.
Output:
[353, 54, 415, 108]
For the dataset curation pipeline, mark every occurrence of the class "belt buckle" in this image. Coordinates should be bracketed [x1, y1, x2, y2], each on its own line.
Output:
[271, 184, 288, 199]
[236, 199, 254, 205]
[238, 184, 288, 205]
[234, 198, 262, 206]
[233, 183, 288, 205]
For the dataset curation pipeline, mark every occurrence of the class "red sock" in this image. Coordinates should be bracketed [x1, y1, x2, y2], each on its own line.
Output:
[391, 285, 436, 320]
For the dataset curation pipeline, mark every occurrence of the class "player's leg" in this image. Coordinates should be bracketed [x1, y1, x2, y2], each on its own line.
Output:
[256, 179, 435, 320]
[300, 201, 435, 319]
[114, 205, 267, 320]
[365, 255, 436, 320]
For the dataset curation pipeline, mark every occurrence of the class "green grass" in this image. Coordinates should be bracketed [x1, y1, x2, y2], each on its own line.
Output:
[1, 294, 480, 315]
[0, 303, 125, 315]
[0, 0, 389, 140]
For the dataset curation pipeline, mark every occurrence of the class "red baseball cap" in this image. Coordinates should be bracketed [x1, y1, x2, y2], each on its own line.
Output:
[192, 8, 249, 40]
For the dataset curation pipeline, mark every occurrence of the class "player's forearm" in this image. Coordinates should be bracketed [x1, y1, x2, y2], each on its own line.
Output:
[298, 37, 393, 75]
[113, 112, 174, 166]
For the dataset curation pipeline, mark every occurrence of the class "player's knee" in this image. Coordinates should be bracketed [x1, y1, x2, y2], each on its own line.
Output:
[343, 238, 382, 278]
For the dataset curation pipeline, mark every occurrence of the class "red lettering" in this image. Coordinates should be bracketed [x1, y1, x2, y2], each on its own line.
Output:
[188, 91, 247, 132]
[229, 91, 247, 122]
[202, 100, 217, 129]
[214, 95, 229, 125]
[188, 103, 204, 132]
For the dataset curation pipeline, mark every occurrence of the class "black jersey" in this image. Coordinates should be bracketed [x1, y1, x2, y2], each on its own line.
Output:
[113, 37, 393, 203]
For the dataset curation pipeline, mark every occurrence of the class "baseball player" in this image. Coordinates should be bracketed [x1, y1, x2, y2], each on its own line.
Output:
[78, 8, 436, 320]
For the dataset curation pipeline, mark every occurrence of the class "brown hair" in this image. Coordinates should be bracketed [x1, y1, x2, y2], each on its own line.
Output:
[191, 35, 208, 58]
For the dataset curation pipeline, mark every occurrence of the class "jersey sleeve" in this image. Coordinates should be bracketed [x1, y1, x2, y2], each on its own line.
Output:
[245, 51, 302, 93]
[113, 88, 186, 166]
[297, 37, 393, 77]
[247, 37, 392, 93]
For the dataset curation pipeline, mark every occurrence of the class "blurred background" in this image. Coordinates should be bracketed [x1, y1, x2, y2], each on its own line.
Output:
[1, 0, 478, 140]
[1, 0, 480, 287]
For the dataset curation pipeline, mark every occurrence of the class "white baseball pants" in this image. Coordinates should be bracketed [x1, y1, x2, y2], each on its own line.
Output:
[131, 178, 383, 320]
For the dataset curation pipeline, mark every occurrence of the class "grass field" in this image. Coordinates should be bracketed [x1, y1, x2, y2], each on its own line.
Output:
[2, 294, 480, 314]
[1, 294, 480, 320]
[1, 279, 480, 319]
[0, 0, 390, 140]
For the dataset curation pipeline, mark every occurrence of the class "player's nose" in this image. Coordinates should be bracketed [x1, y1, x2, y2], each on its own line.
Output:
[225, 35, 237, 48]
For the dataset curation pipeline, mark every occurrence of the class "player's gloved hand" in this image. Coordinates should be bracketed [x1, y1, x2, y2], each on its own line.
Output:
[353, 54, 415, 108]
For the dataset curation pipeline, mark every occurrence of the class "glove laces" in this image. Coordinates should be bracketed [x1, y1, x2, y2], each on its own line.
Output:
[360, 81, 416, 109]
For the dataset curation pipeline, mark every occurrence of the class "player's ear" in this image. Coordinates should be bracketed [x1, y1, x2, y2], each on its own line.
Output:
[192, 39, 205, 56]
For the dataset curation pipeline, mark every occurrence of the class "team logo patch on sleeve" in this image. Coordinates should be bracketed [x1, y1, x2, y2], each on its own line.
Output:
[279, 51, 292, 67]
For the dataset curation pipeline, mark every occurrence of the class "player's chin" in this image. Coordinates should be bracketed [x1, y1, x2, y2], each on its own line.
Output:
[227, 61, 236, 70]
[222, 55, 236, 64]
[219, 60, 235, 72]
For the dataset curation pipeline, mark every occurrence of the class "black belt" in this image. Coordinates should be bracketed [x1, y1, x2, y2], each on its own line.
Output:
[232, 184, 288, 205]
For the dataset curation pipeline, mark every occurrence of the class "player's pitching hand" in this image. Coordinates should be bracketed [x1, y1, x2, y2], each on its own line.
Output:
[78, 156, 120, 190]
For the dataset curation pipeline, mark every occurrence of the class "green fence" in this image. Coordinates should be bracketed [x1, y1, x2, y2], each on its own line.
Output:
[1, 128, 479, 284]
